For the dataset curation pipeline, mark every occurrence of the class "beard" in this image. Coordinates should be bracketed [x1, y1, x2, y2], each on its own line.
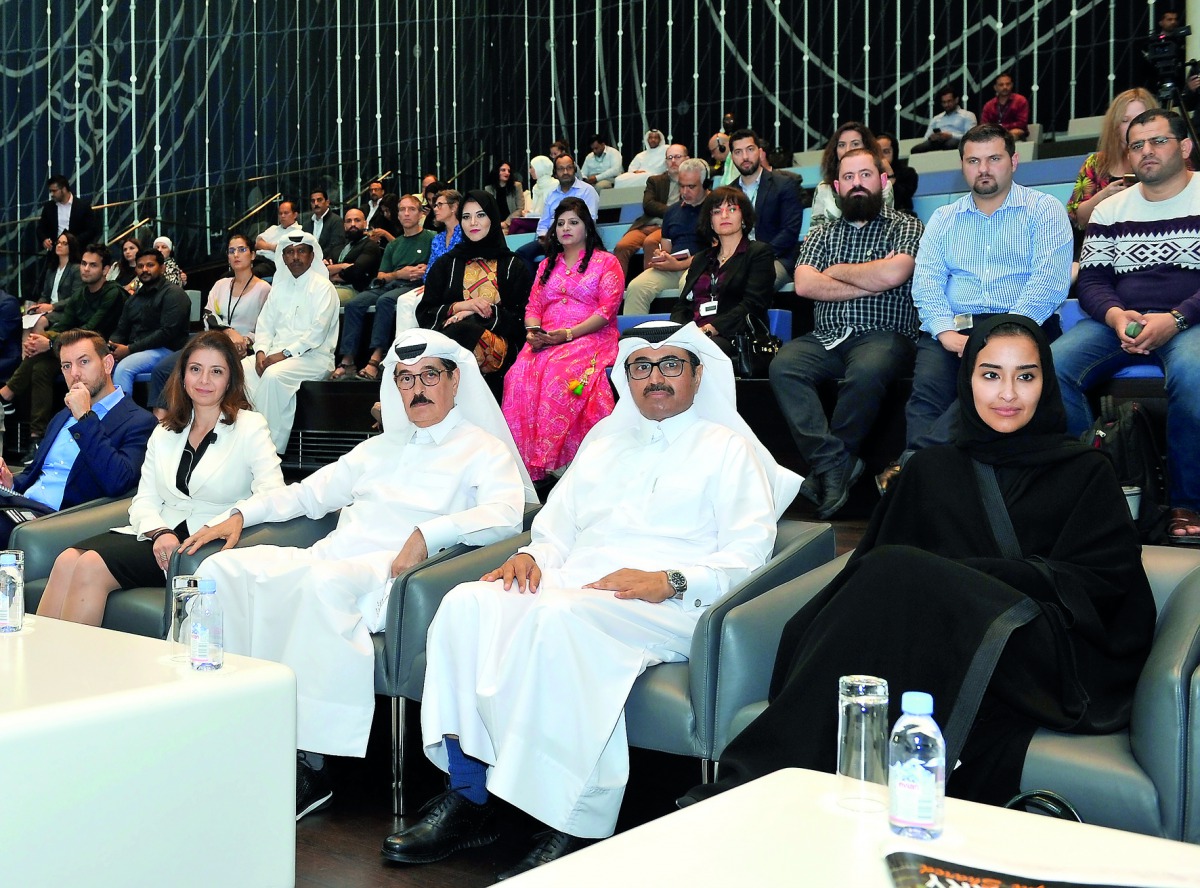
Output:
[839, 188, 884, 223]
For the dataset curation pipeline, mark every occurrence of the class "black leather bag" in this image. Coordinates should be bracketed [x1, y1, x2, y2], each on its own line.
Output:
[731, 313, 782, 379]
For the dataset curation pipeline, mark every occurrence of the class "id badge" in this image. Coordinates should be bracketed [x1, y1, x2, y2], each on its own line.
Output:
[699, 300, 719, 317]
[952, 313, 974, 332]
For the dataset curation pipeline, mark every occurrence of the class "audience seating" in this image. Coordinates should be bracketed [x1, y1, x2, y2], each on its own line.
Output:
[716, 546, 1200, 842]
[388, 519, 835, 811]
[616, 309, 793, 340]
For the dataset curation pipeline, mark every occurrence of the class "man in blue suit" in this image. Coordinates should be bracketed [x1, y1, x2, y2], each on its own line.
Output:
[0, 329, 155, 545]
[728, 128, 805, 288]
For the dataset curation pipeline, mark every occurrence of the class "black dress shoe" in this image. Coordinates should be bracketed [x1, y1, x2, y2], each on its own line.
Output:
[496, 829, 593, 880]
[815, 455, 864, 520]
[296, 754, 333, 821]
[381, 789, 499, 864]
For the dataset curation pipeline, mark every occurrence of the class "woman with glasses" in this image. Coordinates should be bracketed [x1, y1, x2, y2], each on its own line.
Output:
[670, 186, 773, 356]
[36, 331, 284, 626]
[810, 122, 894, 227]
[144, 233, 271, 419]
[423, 189, 464, 278]
[417, 190, 531, 378]
[501, 196, 622, 480]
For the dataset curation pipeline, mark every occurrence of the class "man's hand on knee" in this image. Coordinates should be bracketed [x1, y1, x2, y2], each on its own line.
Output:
[585, 568, 675, 603]
[389, 529, 429, 578]
[483, 552, 541, 593]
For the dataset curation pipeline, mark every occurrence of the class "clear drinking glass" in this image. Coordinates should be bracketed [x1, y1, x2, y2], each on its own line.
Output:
[837, 674, 890, 811]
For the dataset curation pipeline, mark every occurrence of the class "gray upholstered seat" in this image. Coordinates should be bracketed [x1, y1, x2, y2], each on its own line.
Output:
[717, 546, 1200, 842]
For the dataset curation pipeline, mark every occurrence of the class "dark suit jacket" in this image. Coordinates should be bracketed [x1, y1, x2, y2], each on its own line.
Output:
[629, 172, 672, 227]
[330, 236, 383, 291]
[671, 240, 775, 337]
[304, 211, 346, 257]
[36, 198, 100, 250]
[748, 169, 804, 268]
[14, 396, 157, 511]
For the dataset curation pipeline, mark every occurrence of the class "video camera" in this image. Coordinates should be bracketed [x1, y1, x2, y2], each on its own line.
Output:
[1143, 26, 1192, 90]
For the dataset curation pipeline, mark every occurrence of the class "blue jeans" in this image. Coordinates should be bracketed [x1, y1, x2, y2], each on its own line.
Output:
[1052, 315, 1200, 510]
[113, 347, 173, 398]
[516, 240, 546, 278]
[904, 333, 961, 452]
[339, 289, 385, 359]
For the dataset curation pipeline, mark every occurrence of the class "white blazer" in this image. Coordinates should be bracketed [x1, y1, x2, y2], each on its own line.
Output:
[125, 410, 286, 537]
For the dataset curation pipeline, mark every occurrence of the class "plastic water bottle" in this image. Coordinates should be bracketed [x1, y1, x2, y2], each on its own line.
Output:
[888, 691, 945, 839]
[188, 578, 223, 671]
[0, 552, 23, 632]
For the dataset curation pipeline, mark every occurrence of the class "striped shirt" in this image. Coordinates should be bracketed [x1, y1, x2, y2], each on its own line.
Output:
[797, 206, 924, 348]
[911, 182, 1073, 337]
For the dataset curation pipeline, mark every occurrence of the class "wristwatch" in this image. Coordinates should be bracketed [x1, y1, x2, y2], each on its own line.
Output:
[666, 570, 688, 600]
[282, 348, 294, 358]
[1170, 310, 1189, 332]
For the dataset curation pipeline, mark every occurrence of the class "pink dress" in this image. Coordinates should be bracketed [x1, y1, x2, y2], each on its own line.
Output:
[502, 250, 623, 480]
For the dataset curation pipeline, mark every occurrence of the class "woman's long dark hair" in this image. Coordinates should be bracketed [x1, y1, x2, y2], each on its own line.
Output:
[489, 160, 520, 205]
[819, 122, 880, 185]
[539, 197, 603, 285]
[160, 331, 253, 432]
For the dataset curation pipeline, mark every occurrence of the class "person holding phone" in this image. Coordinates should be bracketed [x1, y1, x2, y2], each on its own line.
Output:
[670, 186, 774, 355]
[501, 198, 622, 481]
[1066, 88, 1159, 230]
[910, 86, 977, 153]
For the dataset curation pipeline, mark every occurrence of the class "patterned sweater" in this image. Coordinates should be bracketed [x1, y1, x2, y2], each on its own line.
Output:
[1077, 173, 1200, 326]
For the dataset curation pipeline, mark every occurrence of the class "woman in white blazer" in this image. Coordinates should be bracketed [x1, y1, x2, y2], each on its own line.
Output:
[37, 331, 285, 626]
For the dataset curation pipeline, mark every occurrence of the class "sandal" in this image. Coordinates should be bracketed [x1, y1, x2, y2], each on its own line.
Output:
[331, 361, 356, 380]
[357, 359, 381, 380]
[1168, 507, 1200, 546]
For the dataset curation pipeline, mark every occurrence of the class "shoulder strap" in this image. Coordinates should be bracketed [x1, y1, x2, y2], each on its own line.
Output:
[971, 458, 1023, 559]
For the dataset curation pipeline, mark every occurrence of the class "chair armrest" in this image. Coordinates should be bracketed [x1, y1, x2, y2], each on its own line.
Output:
[687, 522, 836, 754]
[1131, 559, 1200, 840]
[11, 497, 133, 580]
[1189, 662, 1200, 844]
[711, 553, 851, 759]
[391, 531, 533, 699]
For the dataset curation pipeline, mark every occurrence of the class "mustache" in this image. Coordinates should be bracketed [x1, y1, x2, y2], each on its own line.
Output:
[409, 393, 433, 406]
[847, 187, 869, 197]
[643, 383, 674, 395]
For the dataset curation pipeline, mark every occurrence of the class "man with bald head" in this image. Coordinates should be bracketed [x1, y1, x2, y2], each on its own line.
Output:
[613, 143, 691, 279]
[384, 321, 799, 878]
[326, 206, 383, 304]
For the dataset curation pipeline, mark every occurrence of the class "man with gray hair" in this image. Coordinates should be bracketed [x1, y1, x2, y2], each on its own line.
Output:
[621, 158, 711, 315]
[612, 144, 691, 279]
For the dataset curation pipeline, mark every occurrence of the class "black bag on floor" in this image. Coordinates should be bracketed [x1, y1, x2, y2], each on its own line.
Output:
[731, 314, 782, 379]
[1081, 397, 1169, 542]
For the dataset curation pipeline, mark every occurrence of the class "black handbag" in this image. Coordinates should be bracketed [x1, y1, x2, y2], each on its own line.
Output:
[731, 313, 782, 379]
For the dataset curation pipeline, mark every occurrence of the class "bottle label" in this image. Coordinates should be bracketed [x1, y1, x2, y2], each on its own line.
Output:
[190, 623, 210, 664]
[889, 759, 937, 827]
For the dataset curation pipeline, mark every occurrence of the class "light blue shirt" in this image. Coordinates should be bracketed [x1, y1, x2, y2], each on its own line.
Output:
[536, 179, 601, 236]
[911, 182, 1073, 337]
[924, 107, 977, 140]
[580, 145, 623, 184]
[25, 387, 126, 510]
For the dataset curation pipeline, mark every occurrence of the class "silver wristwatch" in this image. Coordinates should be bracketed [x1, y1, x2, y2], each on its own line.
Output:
[666, 570, 688, 600]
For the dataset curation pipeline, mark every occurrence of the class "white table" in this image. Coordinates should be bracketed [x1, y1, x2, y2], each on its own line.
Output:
[507, 768, 1200, 886]
[0, 616, 296, 887]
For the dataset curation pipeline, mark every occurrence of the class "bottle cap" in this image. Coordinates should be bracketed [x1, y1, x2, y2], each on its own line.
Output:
[901, 691, 933, 716]
[0, 554, 17, 567]
[198, 578, 216, 593]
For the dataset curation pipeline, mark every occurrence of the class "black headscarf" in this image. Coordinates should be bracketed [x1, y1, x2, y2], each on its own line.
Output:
[954, 314, 1091, 467]
[444, 189, 512, 261]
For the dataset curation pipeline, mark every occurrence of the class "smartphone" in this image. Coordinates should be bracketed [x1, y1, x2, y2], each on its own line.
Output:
[669, 249, 690, 260]
[525, 325, 545, 334]
[1122, 173, 1138, 186]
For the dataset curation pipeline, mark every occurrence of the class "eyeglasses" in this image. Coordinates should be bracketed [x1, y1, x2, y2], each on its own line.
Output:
[226, 246, 250, 255]
[1128, 135, 1181, 152]
[394, 368, 450, 389]
[433, 201, 449, 208]
[666, 153, 688, 161]
[624, 357, 697, 379]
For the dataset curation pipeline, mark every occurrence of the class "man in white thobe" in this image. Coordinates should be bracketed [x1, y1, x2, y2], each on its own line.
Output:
[180, 329, 536, 820]
[242, 231, 339, 452]
[382, 321, 801, 878]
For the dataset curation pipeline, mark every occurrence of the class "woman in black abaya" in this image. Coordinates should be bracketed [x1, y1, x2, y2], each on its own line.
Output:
[685, 314, 1155, 806]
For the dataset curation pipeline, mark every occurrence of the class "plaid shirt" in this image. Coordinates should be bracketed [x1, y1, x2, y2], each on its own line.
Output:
[797, 206, 924, 348]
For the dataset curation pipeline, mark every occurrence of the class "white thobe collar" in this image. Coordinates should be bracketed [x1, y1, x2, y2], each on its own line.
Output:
[406, 405, 464, 445]
[633, 408, 699, 446]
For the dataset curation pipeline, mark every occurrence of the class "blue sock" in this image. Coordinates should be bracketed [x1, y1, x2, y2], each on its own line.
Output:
[445, 736, 489, 805]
